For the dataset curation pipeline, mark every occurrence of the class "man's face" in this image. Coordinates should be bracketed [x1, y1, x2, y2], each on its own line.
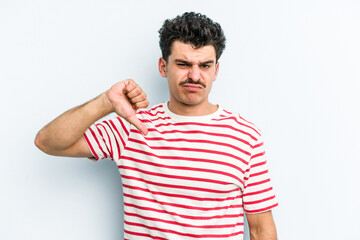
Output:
[158, 40, 219, 111]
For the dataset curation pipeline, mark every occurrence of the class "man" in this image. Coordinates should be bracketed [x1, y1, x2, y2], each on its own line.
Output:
[35, 12, 278, 240]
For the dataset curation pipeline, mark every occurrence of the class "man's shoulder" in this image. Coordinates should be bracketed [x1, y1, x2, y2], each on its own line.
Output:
[217, 106, 262, 139]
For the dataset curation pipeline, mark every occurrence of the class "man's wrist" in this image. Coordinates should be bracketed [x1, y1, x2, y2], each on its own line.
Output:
[97, 92, 114, 116]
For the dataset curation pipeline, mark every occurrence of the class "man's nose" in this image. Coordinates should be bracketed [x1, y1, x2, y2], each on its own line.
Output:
[188, 65, 201, 82]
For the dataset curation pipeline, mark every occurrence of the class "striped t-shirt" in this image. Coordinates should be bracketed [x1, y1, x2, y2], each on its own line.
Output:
[84, 102, 278, 240]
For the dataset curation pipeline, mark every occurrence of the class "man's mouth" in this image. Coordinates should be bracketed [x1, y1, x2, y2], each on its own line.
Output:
[182, 83, 204, 92]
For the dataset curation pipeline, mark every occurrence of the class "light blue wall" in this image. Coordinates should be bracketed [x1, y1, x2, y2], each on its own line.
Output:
[1, 0, 359, 239]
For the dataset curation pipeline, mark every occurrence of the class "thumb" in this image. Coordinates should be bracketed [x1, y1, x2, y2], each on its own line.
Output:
[126, 115, 148, 136]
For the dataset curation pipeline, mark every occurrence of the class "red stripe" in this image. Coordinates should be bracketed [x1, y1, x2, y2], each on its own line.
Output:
[132, 133, 251, 156]
[124, 211, 244, 228]
[96, 124, 112, 159]
[138, 110, 165, 117]
[237, 113, 257, 128]
[123, 147, 246, 174]
[243, 187, 273, 197]
[249, 170, 268, 178]
[109, 119, 126, 147]
[122, 184, 242, 202]
[119, 164, 236, 185]
[121, 175, 240, 194]
[83, 133, 99, 160]
[116, 116, 129, 137]
[124, 229, 167, 240]
[104, 121, 121, 158]
[245, 203, 278, 213]
[251, 151, 265, 160]
[141, 116, 171, 123]
[132, 128, 254, 148]
[124, 220, 243, 238]
[253, 142, 264, 148]
[89, 127, 107, 158]
[102, 121, 117, 158]
[149, 104, 164, 112]
[123, 193, 242, 211]
[154, 122, 258, 141]
[243, 195, 276, 205]
[223, 109, 232, 115]
[212, 116, 260, 135]
[125, 202, 243, 220]
[244, 170, 269, 181]
[121, 155, 244, 184]
[246, 179, 271, 188]
[129, 138, 248, 167]
[251, 161, 267, 168]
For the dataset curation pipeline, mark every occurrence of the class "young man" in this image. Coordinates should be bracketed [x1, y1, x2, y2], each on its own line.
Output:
[35, 12, 278, 240]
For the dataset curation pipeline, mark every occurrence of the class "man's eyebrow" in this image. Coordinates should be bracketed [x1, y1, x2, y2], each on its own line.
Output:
[175, 59, 191, 64]
[200, 60, 215, 65]
[174, 59, 215, 65]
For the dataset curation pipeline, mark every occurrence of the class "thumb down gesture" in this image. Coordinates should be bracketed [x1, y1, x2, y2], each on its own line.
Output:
[105, 79, 149, 135]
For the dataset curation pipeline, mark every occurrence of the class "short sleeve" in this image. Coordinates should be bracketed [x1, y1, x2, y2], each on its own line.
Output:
[83, 116, 131, 162]
[242, 136, 278, 214]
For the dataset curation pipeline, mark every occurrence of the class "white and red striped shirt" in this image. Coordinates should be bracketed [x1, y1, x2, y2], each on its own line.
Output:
[84, 103, 278, 240]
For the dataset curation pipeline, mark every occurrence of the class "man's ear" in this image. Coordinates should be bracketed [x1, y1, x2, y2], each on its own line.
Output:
[213, 61, 220, 81]
[158, 57, 167, 77]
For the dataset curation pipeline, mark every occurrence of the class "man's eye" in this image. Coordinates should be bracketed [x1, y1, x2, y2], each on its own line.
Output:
[177, 63, 189, 67]
[201, 65, 210, 69]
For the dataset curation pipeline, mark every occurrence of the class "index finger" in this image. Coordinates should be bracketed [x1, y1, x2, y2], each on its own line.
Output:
[123, 79, 137, 93]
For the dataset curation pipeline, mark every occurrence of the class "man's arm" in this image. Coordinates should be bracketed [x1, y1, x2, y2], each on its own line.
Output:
[34, 79, 149, 157]
[246, 211, 277, 240]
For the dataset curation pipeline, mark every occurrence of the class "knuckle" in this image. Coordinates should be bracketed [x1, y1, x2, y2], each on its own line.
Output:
[135, 101, 148, 109]
[126, 79, 136, 89]
[134, 87, 141, 95]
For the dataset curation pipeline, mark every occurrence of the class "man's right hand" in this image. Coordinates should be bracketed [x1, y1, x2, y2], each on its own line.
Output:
[35, 79, 149, 157]
[106, 79, 149, 135]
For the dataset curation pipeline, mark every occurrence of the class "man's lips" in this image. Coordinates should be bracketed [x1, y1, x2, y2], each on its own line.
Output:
[182, 83, 204, 92]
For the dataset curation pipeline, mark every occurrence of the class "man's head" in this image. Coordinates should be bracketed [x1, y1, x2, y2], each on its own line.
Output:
[158, 12, 226, 63]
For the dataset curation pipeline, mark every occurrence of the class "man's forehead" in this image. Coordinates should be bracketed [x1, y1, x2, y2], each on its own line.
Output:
[169, 41, 216, 62]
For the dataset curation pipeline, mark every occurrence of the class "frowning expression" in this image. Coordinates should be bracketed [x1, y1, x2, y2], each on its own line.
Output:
[159, 40, 219, 108]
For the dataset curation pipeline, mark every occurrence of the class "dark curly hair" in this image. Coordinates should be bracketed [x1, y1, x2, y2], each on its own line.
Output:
[158, 12, 226, 62]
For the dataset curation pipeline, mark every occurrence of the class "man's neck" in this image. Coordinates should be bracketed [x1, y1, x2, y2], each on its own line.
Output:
[167, 101, 218, 116]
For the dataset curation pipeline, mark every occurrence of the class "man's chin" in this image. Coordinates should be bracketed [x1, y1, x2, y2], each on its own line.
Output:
[180, 98, 205, 106]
